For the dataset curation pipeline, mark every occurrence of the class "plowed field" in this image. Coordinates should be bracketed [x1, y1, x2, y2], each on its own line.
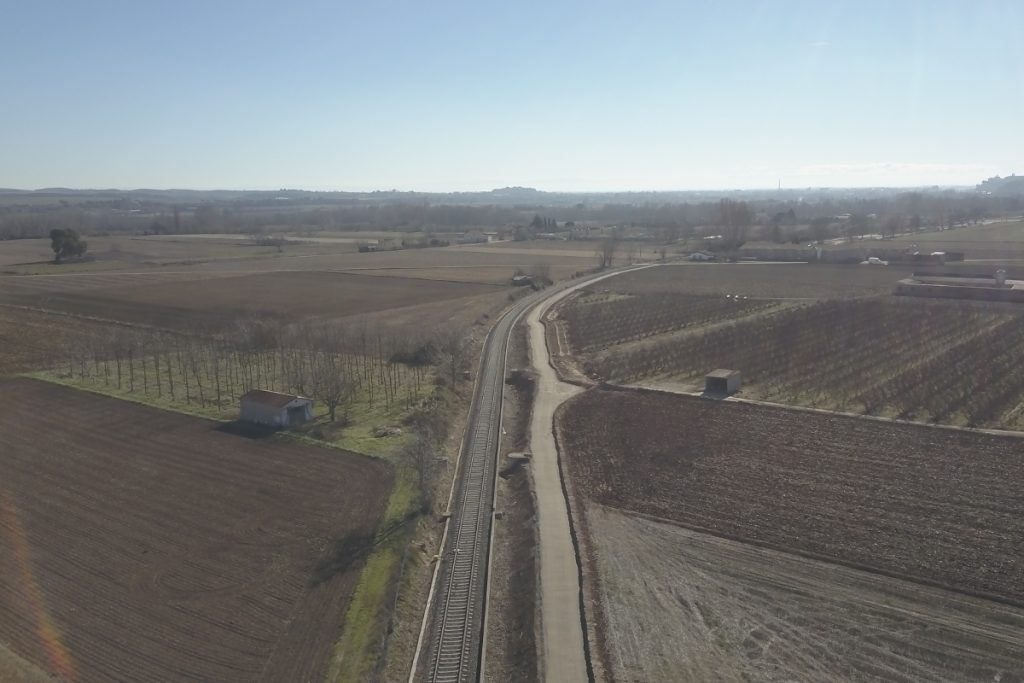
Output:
[588, 504, 1024, 683]
[0, 270, 501, 331]
[601, 262, 916, 298]
[0, 378, 392, 683]
[0, 307, 121, 375]
[558, 388, 1024, 604]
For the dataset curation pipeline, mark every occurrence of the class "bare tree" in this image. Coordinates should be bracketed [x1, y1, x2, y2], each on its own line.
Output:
[404, 427, 438, 513]
[625, 242, 639, 264]
[529, 262, 552, 287]
[882, 214, 904, 240]
[310, 352, 353, 422]
[714, 199, 751, 251]
[846, 213, 869, 242]
[434, 326, 470, 386]
[595, 230, 620, 269]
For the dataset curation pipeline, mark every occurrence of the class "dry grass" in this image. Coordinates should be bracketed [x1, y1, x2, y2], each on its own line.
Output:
[0, 643, 55, 683]
[588, 504, 1024, 683]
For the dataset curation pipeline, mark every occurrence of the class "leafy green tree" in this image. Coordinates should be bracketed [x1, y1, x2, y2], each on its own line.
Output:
[49, 228, 88, 263]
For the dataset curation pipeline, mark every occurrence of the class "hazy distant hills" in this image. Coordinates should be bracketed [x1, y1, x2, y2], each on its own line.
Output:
[0, 182, 994, 210]
[978, 175, 1024, 196]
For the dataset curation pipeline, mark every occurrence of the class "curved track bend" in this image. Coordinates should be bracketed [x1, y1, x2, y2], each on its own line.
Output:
[416, 266, 648, 683]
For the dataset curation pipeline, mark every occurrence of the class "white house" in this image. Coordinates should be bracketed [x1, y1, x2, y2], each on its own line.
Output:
[239, 390, 314, 427]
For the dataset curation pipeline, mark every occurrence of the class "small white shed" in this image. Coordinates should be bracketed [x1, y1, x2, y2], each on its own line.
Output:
[239, 390, 314, 427]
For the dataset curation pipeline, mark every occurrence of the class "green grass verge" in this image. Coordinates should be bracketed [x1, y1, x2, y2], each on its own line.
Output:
[326, 466, 419, 682]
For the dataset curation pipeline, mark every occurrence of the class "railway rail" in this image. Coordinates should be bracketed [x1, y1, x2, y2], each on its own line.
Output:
[415, 267, 646, 683]
[419, 284, 537, 683]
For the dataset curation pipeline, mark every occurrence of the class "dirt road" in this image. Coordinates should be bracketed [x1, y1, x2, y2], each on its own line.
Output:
[525, 267, 651, 683]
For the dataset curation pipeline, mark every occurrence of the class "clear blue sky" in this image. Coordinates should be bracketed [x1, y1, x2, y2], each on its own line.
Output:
[2, 0, 1021, 191]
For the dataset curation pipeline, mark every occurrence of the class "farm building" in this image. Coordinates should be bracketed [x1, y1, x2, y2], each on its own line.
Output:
[894, 270, 1024, 303]
[705, 369, 741, 395]
[239, 390, 314, 427]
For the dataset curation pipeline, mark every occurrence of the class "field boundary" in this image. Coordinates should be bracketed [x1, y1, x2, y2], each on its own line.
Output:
[616, 381, 1024, 439]
[599, 501, 1024, 610]
[26, 372, 385, 459]
[0, 301, 194, 338]
[552, 403, 602, 683]
[566, 384, 1024, 610]
[326, 467, 416, 682]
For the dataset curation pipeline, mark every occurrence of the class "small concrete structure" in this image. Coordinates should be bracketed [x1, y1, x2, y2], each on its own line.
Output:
[705, 369, 741, 395]
[239, 390, 314, 427]
[894, 270, 1024, 303]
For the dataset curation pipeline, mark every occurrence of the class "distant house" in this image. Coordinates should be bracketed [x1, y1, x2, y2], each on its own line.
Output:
[239, 390, 314, 427]
[458, 232, 489, 244]
[570, 225, 592, 240]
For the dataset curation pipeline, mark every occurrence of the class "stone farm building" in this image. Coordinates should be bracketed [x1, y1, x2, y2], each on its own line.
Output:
[239, 390, 314, 427]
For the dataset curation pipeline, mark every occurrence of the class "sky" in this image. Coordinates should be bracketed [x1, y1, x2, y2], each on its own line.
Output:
[1, 0, 1022, 192]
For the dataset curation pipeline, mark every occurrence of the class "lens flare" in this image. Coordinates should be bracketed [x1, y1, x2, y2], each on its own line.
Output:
[0, 492, 75, 681]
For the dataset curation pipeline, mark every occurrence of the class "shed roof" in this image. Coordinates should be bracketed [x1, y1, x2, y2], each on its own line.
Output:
[240, 389, 309, 408]
[706, 369, 740, 379]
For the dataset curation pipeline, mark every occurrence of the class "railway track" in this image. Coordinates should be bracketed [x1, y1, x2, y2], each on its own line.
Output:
[420, 286, 535, 683]
[416, 267, 646, 683]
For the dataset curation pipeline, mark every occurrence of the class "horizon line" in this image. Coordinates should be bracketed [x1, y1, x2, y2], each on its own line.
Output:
[0, 182, 981, 195]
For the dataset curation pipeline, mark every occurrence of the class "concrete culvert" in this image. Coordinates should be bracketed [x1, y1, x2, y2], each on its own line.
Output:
[499, 451, 532, 478]
[506, 368, 537, 390]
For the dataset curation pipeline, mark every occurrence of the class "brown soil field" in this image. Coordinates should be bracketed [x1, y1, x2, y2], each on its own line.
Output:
[0, 239, 56, 267]
[0, 236, 357, 271]
[602, 262, 917, 298]
[0, 236, 596, 279]
[558, 388, 1024, 604]
[337, 263, 587, 284]
[0, 378, 392, 683]
[0, 270, 240, 295]
[0, 271, 502, 330]
[0, 307, 128, 375]
[588, 504, 1024, 683]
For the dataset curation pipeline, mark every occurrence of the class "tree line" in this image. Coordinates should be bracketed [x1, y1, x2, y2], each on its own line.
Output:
[59, 316, 471, 424]
[4, 188, 1020, 241]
